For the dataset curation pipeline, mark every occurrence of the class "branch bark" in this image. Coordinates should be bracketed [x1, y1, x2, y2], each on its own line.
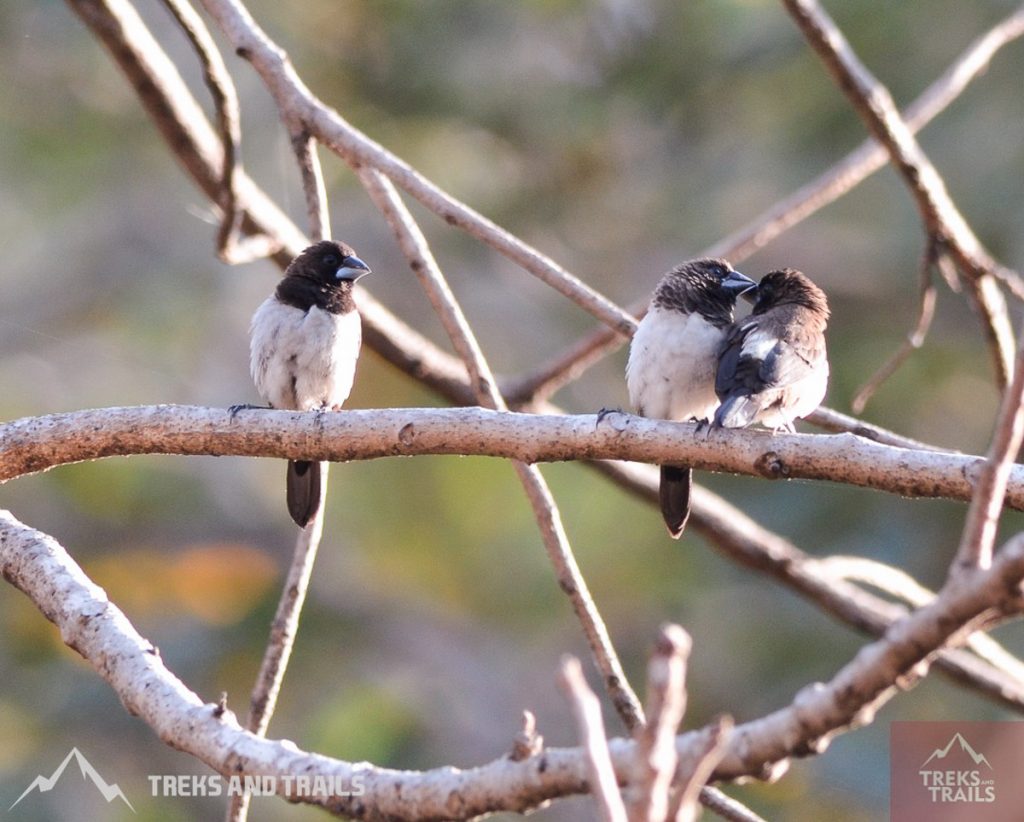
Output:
[4, 510, 1023, 819]
[4, 405, 1024, 510]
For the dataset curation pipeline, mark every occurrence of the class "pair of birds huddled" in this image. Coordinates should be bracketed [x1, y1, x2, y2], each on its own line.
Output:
[245, 243, 829, 536]
[626, 259, 830, 538]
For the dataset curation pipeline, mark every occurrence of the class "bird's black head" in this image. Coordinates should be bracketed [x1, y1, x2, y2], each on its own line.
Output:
[277, 240, 371, 314]
[286, 240, 371, 287]
[654, 258, 756, 326]
[752, 268, 830, 318]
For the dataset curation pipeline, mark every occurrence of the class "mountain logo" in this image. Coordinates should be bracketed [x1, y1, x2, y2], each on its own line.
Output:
[921, 732, 994, 770]
[8, 747, 135, 813]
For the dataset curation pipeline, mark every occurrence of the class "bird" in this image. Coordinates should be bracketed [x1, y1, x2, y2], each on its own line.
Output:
[713, 268, 830, 432]
[247, 239, 371, 527]
[626, 258, 757, 538]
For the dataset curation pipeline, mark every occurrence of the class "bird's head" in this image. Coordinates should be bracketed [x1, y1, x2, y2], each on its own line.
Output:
[752, 268, 830, 317]
[287, 240, 371, 286]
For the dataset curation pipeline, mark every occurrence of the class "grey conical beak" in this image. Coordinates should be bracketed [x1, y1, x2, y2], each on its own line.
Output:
[336, 255, 371, 281]
[721, 270, 757, 302]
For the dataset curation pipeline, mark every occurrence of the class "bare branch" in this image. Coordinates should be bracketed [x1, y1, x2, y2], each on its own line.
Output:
[196, 0, 637, 338]
[558, 657, 629, 822]
[782, 0, 1020, 385]
[9, 405, 1024, 511]
[631, 625, 691, 822]
[597, 460, 1024, 711]
[358, 168, 644, 729]
[4, 510, 1024, 819]
[508, 3, 1024, 407]
[671, 717, 734, 822]
[954, 321, 1024, 573]
[226, 501, 328, 822]
[852, 245, 939, 413]
[805, 406, 948, 452]
[292, 130, 330, 243]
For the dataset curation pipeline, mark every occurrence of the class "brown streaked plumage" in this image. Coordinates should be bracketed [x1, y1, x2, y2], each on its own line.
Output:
[713, 268, 830, 432]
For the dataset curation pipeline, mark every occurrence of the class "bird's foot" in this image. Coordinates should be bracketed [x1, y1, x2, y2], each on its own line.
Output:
[596, 406, 625, 424]
[228, 402, 268, 419]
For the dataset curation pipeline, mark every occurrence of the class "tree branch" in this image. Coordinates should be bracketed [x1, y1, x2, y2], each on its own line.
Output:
[510, 2, 1024, 407]
[357, 168, 644, 730]
[4, 510, 1024, 819]
[782, 0, 1021, 385]
[5, 405, 1024, 510]
[596, 461, 1024, 712]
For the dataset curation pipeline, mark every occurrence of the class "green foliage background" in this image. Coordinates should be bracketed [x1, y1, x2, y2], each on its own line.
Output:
[2, 1, 1024, 819]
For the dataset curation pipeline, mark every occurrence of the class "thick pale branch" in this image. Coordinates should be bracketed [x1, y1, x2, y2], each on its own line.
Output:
[4, 405, 1024, 510]
[599, 461, 1024, 711]
[4, 512, 1024, 819]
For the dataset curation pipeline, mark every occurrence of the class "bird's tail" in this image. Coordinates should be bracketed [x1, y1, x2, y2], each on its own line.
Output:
[286, 460, 323, 528]
[659, 464, 692, 539]
[714, 396, 758, 429]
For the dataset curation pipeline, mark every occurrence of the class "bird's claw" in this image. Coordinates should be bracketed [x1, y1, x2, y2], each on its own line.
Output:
[228, 402, 266, 420]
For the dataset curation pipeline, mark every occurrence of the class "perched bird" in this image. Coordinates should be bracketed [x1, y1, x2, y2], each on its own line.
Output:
[248, 240, 371, 527]
[713, 268, 829, 432]
[626, 259, 756, 538]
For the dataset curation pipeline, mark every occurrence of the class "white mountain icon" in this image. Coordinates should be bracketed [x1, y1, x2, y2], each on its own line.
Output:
[921, 732, 993, 770]
[8, 747, 135, 812]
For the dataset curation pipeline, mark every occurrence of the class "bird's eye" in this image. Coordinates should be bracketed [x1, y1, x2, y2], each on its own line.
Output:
[322, 254, 339, 268]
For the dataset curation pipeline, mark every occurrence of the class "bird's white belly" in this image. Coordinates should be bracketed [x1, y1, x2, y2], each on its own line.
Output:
[626, 307, 724, 421]
[250, 298, 362, 411]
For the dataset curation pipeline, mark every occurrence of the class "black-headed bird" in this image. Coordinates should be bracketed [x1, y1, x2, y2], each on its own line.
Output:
[248, 240, 371, 527]
[626, 258, 756, 538]
[714, 268, 829, 432]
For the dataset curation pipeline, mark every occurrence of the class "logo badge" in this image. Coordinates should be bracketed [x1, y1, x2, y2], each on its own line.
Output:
[9, 747, 134, 813]
[891, 722, 1024, 821]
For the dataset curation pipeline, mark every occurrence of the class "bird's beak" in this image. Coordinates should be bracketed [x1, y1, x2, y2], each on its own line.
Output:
[336, 255, 371, 281]
[721, 270, 758, 301]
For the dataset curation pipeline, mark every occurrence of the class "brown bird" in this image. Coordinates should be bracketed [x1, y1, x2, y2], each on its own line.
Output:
[248, 240, 371, 527]
[713, 268, 829, 432]
[626, 259, 756, 538]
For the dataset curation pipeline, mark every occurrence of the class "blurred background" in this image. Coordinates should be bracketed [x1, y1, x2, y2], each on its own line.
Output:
[2, 0, 1024, 819]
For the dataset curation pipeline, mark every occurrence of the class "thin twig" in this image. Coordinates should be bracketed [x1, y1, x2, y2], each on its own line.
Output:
[953, 319, 1024, 574]
[631, 625, 690, 822]
[851, 243, 939, 413]
[225, 501, 328, 822]
[782, 0, 1020, 386]
[805, 406, 949, 452]
[227, 86, 335, 822]
[671, 717, 735, 822]
[197, 0, 638, 338]
[291, 130, 330, 243]
[558, 656, 629, 822]
[508, 710, 544, 762]
[157, 0, 278, 264]
[357, 169, 645, 730]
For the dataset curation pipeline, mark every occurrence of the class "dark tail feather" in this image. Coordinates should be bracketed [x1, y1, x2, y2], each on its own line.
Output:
[659, 464, 692, 539]
[286, 460, 322, 527]
[714, 396, 758, 429]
